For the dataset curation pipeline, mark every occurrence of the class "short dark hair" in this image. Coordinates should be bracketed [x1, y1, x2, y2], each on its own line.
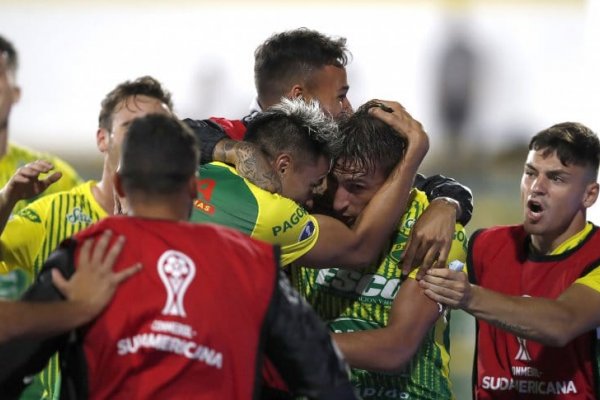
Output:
[254, 28, 350, 105]
[99, 76, 173, 132]
[0, 34, 18, 72]
[244, 97, 341, 167]
[529, 122, 600, 178]
[119, 113, 199, 195]
[336, 101, 408, 178]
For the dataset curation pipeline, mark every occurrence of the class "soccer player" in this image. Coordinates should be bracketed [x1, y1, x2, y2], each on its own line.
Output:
[0, 231, 138, 344]
[292, 101, 468, 400]
[190, 97, 430, 269]
[420, 122, 600, 399]
[0, 34, 83, 299]
[184, 28, 473, 272]
[0, 162, 140, 344]
[0, 75, 172, 399]
[0, 114, 358, 400]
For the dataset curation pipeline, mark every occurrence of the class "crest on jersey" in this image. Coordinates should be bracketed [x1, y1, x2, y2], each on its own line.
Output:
[515, 336, 532, 362]
[157, 250, 196, 317]
[299, 221, 315, 241]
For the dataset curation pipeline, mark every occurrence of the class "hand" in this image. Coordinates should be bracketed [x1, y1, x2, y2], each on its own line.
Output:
[2, 160, 62, 205]
[419, 268, 472, 309]
[401, 198, 457, 279]
[367, 100, 429, 164]
[52, 230, 141, 323]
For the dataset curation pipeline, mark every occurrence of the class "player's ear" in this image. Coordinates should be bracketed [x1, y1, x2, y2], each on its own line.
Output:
[273, 153, 292, 176]
[583, 182, 599, 208]
[288, 84, 303, 100]
[97, 128, 110, 152]
[10, 85, 21, 104]
[187, 175, 197, 200]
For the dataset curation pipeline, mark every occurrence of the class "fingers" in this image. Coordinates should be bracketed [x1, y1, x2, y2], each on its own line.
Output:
[20, 160, 55, 175]
[367, 100, 408, 127]
[98, 234, 126, 271]
[113, 263, 142, 284]
[77, 234, 95, 267]
[43, 171, 62, 185]
[416, 246, 441, 281]
[400, 234, 419, 277]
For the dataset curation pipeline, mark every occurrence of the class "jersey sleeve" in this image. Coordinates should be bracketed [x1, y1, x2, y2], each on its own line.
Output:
[264, 269, 358, 400]
[0, 201, 48, 275]
[251, 192, 320, 266]
[574, 265, 600, 293]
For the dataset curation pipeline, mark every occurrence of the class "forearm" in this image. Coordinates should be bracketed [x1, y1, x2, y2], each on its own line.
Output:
[0, 300, 90, 343]
[333, 329, 418, 371]
[466, 285, 577, 346]
[0, 188, 18, 236]
[333, 280, 440, 371]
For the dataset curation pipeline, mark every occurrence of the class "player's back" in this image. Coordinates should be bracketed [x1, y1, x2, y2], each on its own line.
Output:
[74, 217, 279, 399]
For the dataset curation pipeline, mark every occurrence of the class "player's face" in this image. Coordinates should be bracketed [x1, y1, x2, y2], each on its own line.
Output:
[0, 54, 19, 130]
[520, 149, 597, 252]
[331, 158, 387, 227]
[106, 95, 171, 171]
[303, 65, 352, 120]
[280, 154, 330, 207]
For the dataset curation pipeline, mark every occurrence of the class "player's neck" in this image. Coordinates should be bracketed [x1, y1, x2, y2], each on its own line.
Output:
[529, 214, 587, 255]
[93, 162, 116, 215]
[128, 201, 189, 222]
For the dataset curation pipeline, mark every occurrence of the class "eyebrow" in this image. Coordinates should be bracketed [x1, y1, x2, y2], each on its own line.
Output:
[525, 163, 570, 177]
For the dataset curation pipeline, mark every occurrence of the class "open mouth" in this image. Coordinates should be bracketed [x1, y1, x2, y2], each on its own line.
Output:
[526, 199, 545, 221]
[528, 200, 543, 213]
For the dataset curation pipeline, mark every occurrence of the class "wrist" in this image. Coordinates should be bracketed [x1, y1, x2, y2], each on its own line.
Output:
[431, 197, 461, 220]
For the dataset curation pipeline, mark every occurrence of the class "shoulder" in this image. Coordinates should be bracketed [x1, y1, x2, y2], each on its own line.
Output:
[191, 222, 276, 254]
[6, 143, 82, 189]
[17, 181, 99, 220]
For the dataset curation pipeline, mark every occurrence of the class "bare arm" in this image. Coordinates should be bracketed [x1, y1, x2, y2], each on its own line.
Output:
[0, 160, 61, 234]
[0, 231, 140, 343]
[298, 101, 429, 268]
[333, 278, 440, 370]
[420, 268, 600, 346]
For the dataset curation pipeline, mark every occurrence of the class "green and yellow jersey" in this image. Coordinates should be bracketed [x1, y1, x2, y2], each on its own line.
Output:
[553, 222, 600, 291]
[0, 143, 82, 213]
[0, 180, 106, 400]
[190, 162, 319, 266]
[291, 189, 468, 400]
[0, 143, 82, 300]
